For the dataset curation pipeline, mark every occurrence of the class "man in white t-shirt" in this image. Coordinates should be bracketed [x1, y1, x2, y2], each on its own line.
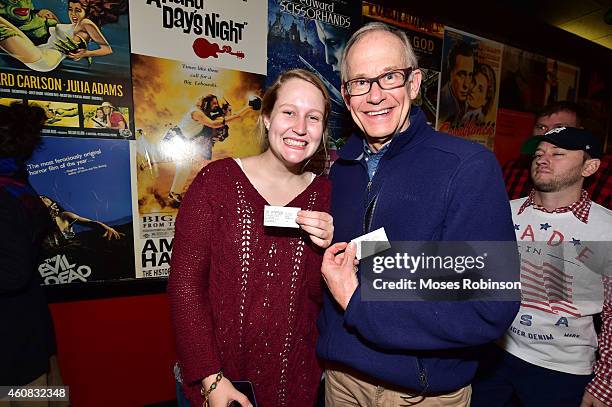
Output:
[472, 126, 612, 406]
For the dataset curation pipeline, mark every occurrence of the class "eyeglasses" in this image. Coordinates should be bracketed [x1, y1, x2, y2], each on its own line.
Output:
[344, 68, 415, 96]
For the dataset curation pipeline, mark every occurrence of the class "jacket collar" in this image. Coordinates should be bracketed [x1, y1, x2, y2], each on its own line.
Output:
[338, 106, 430, 161]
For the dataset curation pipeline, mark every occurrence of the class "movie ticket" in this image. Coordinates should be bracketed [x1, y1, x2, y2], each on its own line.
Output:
[351, 227, 391, 259]
[263, 205, 300, 228]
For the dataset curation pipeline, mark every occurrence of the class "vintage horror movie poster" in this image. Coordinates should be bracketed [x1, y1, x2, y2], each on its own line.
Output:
[27, 136, 134, 284]
[0, 0, 134, 139]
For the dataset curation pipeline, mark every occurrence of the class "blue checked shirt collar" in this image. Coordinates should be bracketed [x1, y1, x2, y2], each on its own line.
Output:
[363, 139, 391, 180]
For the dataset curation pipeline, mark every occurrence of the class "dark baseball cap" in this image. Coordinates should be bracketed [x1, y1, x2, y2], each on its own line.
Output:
[535, 127, 603, 159]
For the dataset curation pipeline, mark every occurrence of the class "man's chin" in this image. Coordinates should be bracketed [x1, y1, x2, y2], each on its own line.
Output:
[363, 132, 394, 148]
[359, 122, 396, 141]
[534, 181, 564, 193]
[356, 111, 409, 142]
[534, 185, 556, 193]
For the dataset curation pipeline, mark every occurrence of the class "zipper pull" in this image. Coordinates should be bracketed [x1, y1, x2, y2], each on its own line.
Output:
[416, 358, 428, 391]
[419, 369, 427, 388]
[367, 181, 372, 192]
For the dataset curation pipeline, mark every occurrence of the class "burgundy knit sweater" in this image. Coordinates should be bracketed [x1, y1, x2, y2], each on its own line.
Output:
[168, 158, 331, 407]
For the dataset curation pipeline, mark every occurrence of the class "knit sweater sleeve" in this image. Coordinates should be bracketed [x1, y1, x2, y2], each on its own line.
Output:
[167, 164, 222, 385]
[585, 275, 612, 406]
[344, 150, 520, 350]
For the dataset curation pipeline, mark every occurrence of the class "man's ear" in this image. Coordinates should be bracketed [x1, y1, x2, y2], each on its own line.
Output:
[409, 69, 422, 100]
[582, 158, 601, 178]
[341, 85, 351, 109]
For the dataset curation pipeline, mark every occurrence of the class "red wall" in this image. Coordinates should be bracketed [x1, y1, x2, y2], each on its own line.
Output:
[493, 109, 536, 167]
[50, 294, 176, 407]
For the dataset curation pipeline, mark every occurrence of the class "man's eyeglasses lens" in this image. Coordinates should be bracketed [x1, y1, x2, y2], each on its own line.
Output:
[345, 68, 414, 96]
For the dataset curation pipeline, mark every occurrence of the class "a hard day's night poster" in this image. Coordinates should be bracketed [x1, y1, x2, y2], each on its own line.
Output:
[131, 54, 264, 278]
[129, 0, 267, 74]
[0, 0, 133, 139]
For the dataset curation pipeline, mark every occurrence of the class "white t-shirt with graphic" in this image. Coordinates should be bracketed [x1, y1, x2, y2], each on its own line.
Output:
[499, 198, 612, 375]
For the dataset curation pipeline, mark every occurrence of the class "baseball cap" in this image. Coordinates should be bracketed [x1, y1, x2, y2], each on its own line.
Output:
[536, 127, 603, 159]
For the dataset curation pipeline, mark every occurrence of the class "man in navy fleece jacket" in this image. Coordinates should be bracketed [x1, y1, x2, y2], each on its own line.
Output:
[317, 22, 520, 406]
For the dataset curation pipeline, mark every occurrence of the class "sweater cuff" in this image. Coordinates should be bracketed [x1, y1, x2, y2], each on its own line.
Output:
[343, 287, 362, 327]
[180, 351, 223, 386]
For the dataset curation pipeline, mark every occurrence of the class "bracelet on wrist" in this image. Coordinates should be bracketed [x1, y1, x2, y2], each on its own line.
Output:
[201, 369, 223, 407]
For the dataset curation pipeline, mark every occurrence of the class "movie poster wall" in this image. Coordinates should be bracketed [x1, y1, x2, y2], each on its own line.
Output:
[129, 2, 267, 278]
[266, 0, 361, 165]
[362, 1, 444, 126]
[3, 1, 594, 287]
[437, 27, 503, 150]
[0, 0, 134, 285]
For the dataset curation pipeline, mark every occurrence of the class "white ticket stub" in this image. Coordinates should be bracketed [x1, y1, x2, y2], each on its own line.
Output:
[263, 205, 300, 228]
[351, 227, 391, 260]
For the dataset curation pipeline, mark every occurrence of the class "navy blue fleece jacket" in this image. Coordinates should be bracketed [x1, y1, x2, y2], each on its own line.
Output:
[317, 107, 519, 393]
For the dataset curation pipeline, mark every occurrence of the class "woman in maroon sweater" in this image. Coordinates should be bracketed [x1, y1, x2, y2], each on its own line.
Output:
[168, 69, 334, 407]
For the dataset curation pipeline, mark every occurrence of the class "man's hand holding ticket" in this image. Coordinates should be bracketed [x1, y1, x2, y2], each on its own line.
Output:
[350, 227, 391, 260]
[320, 227, 391, 310]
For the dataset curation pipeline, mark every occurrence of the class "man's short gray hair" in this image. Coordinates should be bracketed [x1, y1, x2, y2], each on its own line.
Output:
[339, 22, 419, 83]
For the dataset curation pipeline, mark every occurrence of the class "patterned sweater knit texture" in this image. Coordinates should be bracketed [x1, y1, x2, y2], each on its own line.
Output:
[168, 158, 331, 407]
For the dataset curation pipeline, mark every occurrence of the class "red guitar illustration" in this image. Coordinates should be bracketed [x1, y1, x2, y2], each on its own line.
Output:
[192, 38, 245, 60]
